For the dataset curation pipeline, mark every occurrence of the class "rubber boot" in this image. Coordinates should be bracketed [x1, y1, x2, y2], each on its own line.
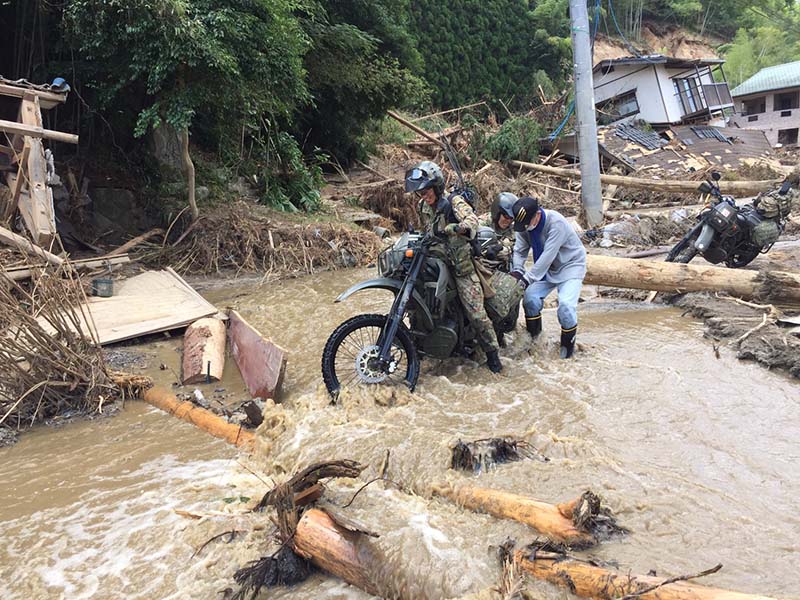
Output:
[560, 325, 577, 359]
[486, 350, 503, 373]
[525, 314, 542, 339]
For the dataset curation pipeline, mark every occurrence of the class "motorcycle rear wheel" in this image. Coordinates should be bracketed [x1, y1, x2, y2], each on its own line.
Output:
[666, 227, 700, 264]
[321, 313, 420, 398]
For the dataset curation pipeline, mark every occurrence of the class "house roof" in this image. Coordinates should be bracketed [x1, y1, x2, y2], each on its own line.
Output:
[593, 54, 725, 73]
[730, 61, 800, 97]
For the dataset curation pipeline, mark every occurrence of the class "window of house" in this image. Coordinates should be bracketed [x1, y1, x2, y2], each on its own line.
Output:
[595, 90, 639, 125]
[774, 91, 799, 111]
[674, 77, 703, 115]
[778, 128, 799, 146]
[742, 96, 766, 115]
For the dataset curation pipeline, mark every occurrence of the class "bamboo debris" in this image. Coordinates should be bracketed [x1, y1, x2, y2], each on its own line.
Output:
[510, 160, 782, 196]
[513, 547, 777, 600]
[0, 264, 117, 435]
[142, 386, 254, 449]
[2, 255, 130, 282]
[584, 255, 800, 305]
[103, 228, 165, 257]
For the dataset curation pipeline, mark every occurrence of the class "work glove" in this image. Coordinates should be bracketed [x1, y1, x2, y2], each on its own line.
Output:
[510, 270, 529, 289]
[444, 223, 466, 236]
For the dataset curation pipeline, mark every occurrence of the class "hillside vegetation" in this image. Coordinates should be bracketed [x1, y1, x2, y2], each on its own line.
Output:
[1, 0, 797, 212]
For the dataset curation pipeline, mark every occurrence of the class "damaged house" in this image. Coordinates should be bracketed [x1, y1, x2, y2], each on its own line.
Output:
[729, 60, 800, 148]
[592, 55, 734, 126]
[545, 55, 775, 176]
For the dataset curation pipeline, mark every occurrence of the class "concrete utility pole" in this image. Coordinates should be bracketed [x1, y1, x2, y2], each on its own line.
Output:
[569, 0, 604, 227]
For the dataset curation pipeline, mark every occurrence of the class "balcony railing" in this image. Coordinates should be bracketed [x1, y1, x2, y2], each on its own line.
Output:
[702, 83, 733, 109]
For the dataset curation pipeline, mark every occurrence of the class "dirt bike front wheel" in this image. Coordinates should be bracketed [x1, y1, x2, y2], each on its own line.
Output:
[321, 313, 420, 398]
[666, 227, 700, 264]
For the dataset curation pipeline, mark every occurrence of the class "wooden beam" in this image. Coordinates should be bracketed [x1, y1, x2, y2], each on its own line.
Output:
[2, 255, 130, 282]
[0, 83, 66, 110]
[0, 225, 63, 265]
[16, 138, 56, 246]
[0, 118, 79, 145]
[3, 144, 30, 221]
[510, 160, 782, 196]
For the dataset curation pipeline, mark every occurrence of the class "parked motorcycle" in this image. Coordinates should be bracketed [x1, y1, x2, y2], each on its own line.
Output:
[321, 230, 523, 398]
[666, 172, 793, 267]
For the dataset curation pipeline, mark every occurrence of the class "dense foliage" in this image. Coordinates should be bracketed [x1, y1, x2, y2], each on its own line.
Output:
[408, 0, 571, 109]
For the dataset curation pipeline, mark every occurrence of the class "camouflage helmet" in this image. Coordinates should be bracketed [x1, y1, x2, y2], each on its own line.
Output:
[404, 161, 445, 195]
[476, 225, 499, 252]
[491, 192, 518, 225]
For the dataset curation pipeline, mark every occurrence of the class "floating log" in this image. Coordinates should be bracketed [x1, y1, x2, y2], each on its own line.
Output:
[228, 310, 287, 401]
[294, 508, 382, 597]
[585, 254, 800, 305]
[432, 483, 595, 547]
[142, 386, 254, 448]
[514, 549, 778, 600]
[182, 317, 226, 384]
[510, 160, 782, 196]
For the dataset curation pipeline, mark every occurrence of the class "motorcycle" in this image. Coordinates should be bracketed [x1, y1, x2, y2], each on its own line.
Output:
[321, 229, 523, 398]
[666, 172, 792, 267]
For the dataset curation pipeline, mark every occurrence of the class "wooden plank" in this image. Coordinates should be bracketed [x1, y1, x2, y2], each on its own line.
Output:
[17, 137, 56, 246]
[0, 118, 79, 145]
[182, 318, 226, 384]
[3, 255, 130, 282]
[3, 143, 30, 221]
[38, 270, 218, 345]
[0, 83, 66, 110]
[228, 309, 287, 402]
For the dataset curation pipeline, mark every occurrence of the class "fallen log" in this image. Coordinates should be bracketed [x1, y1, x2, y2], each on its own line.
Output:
[103, 228, 165, 257]
[514, 549, 778, 600]
[510, 160, 782, 196]
[0, 224, 62, 265]
[293, 508, 381, 596]
[585, 254, 800, 305]
[182, 317, 226, 384]
[432, 483, 596, 547]
[142, 386, 254, 449]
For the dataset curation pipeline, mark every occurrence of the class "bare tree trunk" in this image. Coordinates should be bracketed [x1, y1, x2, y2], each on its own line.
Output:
[181, 127, 199, 221]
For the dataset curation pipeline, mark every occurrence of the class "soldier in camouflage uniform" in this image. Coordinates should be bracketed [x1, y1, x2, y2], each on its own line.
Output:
[405, 161, 503, 373]
[478, 192, 517, 272]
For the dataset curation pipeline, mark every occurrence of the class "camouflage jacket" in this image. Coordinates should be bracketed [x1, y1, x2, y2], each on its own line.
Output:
[420, 193, 479, 276]
[478, 212, 514, 266]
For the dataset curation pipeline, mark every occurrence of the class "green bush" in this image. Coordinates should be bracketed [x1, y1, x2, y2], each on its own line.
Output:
[481, 117, 544, 163]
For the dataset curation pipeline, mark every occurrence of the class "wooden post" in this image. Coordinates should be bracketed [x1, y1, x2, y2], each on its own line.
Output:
[584, 255, 800, 305]
[510, 160, 782, 196]
[514, 550, 778, 600]
[182, 318, 226, 384]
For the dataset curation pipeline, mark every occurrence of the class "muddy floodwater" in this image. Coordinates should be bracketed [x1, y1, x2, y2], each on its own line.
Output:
[1, 266, 799, 599]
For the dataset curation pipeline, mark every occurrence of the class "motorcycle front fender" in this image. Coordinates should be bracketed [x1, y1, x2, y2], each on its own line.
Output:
[694, 223, 716, 252]
[335, 277, 435, 331]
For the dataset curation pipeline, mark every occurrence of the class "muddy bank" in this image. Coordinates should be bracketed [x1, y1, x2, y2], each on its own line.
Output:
[673, 292, 800, 378]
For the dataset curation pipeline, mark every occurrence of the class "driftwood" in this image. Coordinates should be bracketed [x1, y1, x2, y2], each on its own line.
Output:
[585, 255, 800, 305]
[432, 484, 602, 547]
[142, 386, 254, 449]
[510, 160, 782, 196]
[513, 545, 777, 600]
[181, 317, 226, 384]
[103, 228, 165, 257]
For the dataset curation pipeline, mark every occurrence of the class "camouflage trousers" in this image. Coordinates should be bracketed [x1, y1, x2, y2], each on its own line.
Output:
[455, 272, 500, 353]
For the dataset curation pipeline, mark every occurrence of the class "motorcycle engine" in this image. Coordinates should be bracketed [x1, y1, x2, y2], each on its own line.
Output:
[422, 320, 458, 358]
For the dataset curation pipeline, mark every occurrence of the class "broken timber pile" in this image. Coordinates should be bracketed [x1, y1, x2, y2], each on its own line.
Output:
[585, 255, 800, 305]
[510, 160, 782, 196]
[182, 317, 226, 384]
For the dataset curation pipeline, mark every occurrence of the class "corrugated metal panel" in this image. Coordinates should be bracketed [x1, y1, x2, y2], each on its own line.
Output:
[614, 123, 669, 150]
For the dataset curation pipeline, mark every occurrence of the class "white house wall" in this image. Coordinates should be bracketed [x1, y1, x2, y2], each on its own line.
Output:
[594, 63, 721, 125]
[730, 88, 800, 146]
